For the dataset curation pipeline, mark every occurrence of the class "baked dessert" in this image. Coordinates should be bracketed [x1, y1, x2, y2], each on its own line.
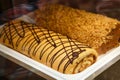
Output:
[0, 20, 98, 74]
[34, 4, 120, 54]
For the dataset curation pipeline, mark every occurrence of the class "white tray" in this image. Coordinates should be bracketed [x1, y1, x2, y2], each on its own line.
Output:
[0, 44, 120, 80]
[0, 15, 120, 80]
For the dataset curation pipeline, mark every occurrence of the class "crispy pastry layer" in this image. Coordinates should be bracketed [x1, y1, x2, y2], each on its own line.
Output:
[34, 4, 120, 54]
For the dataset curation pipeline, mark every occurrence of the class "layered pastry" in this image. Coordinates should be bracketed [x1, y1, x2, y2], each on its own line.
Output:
[34, 4, 120, 54]
[0, 20, 98, 74]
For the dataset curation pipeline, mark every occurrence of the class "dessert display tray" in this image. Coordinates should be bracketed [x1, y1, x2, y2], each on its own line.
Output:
[0, 15, 120, 80]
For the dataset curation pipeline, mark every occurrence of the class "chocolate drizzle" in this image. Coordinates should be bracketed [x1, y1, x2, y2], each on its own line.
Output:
[0, 20, 92, 73]
[13, 22, 25, 38]
[3, 24, 14, 48]
[57, 33, 72, 64]
[21, 21, 41, 43]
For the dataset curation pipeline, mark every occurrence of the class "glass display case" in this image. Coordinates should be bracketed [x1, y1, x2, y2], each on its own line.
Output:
[0, 0, 120, 80]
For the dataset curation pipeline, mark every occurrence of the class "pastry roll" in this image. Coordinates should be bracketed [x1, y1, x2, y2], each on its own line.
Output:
[34, 4, 120, 54]
[0, 20, 98, 74]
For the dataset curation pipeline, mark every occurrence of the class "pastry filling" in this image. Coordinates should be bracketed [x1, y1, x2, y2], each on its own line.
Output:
[73, 55, 96, 74]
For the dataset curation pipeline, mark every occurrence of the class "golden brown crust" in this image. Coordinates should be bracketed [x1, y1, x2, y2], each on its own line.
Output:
[34, 4, 120, 54]
[0, 20, 98, 74]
